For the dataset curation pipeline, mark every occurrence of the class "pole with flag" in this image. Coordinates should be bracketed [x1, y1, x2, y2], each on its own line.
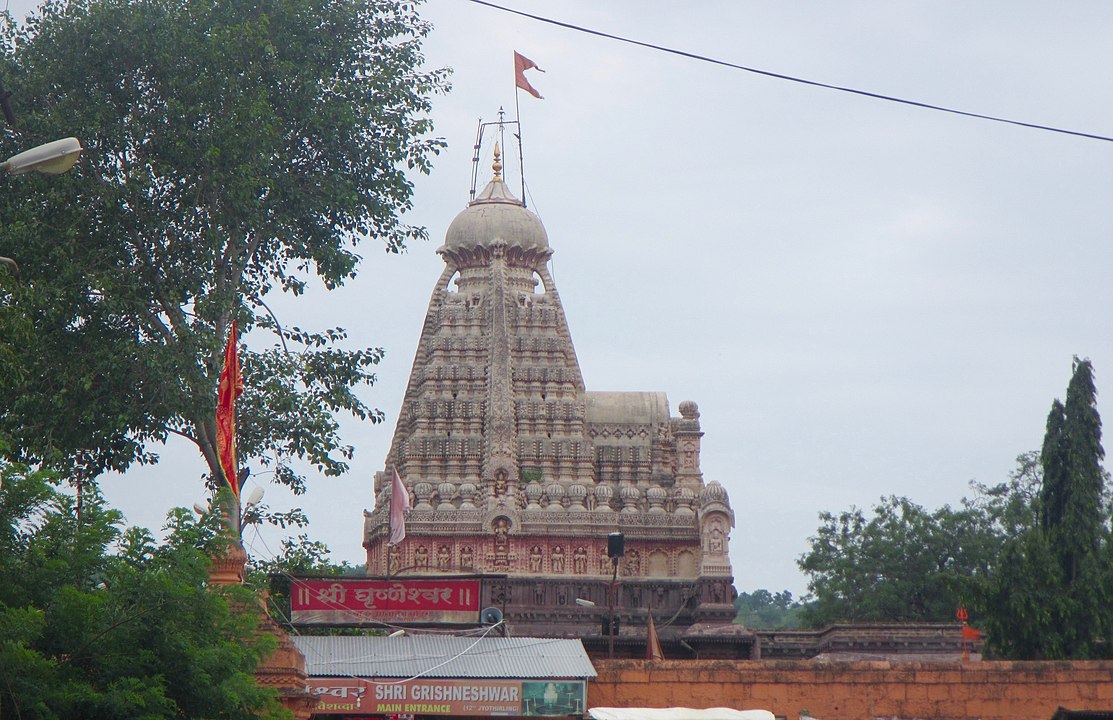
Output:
[646, 605, 664, 660]
[513, 50, 543, 207]
[216, 320, 244, 533]
[956, 606, 982, 661]
[386, 465, 410, 576]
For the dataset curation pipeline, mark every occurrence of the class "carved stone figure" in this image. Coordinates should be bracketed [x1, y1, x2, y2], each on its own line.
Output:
[573, 547, 588, 574]
[623, 549, 641, 577]
[551, 545, 565, 573]
[530, 546, 543, 573]
[493, 517, 510, 570]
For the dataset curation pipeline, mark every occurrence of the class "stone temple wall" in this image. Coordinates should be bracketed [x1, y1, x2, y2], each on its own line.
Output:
[589, 659, 1113, 720]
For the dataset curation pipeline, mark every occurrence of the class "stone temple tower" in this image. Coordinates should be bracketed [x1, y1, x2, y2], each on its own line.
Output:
[363, 147, 737, 641]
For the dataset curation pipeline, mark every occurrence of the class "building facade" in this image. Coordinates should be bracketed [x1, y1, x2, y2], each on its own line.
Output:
[363, 149, 737, 638]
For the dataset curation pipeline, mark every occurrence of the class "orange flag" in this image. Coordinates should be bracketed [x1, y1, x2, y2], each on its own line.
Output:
[514, 51, 544, 99]
[216, 321, 244, 496]
[646, 606, 664, 660]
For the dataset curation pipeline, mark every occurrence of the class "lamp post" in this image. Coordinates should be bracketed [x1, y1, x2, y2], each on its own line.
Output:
[0, 137, 84, 277]
[3, 137, 83, 175]
[607, 532, 625, 659]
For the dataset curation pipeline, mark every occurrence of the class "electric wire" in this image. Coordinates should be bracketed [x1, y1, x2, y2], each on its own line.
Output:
[468, 0, 1113, 144]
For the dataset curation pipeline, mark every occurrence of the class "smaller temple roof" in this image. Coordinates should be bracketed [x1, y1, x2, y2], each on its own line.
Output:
[293, 636, 596, 679]
[585, 391, 670, 426]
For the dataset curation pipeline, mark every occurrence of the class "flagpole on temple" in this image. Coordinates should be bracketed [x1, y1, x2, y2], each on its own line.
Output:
[514, 87, 526, 207]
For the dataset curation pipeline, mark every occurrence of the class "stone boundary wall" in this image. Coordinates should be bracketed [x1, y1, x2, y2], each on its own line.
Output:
[589, 659, 1113, 720]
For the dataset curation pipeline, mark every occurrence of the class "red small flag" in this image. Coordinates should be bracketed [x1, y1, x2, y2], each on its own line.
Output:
[514, 51, 544, 99]
[387, 465, 410, 546]
[962, 625, 982, 641]
[216, 321, 244, 496]
[646, 606, 664, 660]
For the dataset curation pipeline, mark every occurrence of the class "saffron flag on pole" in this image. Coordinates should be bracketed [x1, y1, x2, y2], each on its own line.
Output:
[388, 465, 411, 546]
[514, 51, 544, 99]
[216, 321, 244, 497]
[646, 605, 664, 660]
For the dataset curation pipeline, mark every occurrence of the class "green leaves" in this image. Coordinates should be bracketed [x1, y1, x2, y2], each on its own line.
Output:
[798, 494, 999, 625]
[984, 357, 1111, 659]
[0, 464, 286, 718]
[0, 0, 447, 497]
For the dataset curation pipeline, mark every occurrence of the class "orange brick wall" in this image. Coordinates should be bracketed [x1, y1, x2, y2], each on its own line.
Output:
[589, 659, 1113, 720]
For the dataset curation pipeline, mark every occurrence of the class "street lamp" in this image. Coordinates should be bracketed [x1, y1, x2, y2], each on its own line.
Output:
[606, 532, 625, 659]
[2, 137, 83, 176]
[0, 137, 83, 278]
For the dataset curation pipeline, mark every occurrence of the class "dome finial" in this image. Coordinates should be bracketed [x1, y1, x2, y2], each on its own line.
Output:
[492, 142, 503, 181]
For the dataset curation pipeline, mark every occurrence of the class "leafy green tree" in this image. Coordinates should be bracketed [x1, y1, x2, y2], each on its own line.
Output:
[968, 451, 1042, 538]
[0, 461, 287, 718]
[734, 589, 806, 628]
[0, 0, 448, 500]
[798, 495, 1002, 626]
[983, 357, 1112, 659]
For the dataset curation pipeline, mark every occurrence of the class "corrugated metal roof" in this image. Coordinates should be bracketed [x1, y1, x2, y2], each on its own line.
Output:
[293, 635, 596, 680]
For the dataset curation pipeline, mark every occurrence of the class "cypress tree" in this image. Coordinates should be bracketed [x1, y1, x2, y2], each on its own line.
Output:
[985, 357, 1110, 658]
[1058, 357, 1105, 584]
[1039, 399, 1068, 535]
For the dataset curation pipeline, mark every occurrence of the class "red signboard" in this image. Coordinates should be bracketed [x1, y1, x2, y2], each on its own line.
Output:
[307, 678, 586, 717]
[290, 578, 480, 625]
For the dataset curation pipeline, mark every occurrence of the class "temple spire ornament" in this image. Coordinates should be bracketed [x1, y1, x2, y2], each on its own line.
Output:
[492, 141, 503, 182]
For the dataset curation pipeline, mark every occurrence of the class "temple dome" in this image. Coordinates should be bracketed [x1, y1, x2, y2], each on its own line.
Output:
[442, 176, 549, 254]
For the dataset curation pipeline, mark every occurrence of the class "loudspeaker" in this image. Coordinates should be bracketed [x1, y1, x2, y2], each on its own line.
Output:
[607, 532, 625, 559]
[480, 607, 503, 625]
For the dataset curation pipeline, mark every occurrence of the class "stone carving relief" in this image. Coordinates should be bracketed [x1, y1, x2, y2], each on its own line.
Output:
[460, 546, 474, 570]
[703, 515, 729, 556]
[622, 549, 641, 577]
[552, 545, 565, 573]
[437, 544, 452, 571]
[680, 440, 698, 470]
[573, 547, 588, 574]
[530, 546, 543, 573]
[492, 516, 510, 570]
[415, 545, 429, 570]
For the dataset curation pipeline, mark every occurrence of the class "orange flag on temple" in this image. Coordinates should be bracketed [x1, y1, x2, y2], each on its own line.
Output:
[216, 321, 243, 496]
[514, 51, 544, 99]
[646, 606, 664, 660]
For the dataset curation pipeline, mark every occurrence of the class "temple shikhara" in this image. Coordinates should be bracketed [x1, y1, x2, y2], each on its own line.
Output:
[362, 143, 738, 647]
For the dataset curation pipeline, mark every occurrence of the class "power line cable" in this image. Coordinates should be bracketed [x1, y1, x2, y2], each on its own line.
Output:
[467, 0, 1113, 144]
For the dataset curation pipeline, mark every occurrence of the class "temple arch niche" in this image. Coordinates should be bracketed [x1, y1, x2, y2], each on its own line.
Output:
[444, 269, 460, 292]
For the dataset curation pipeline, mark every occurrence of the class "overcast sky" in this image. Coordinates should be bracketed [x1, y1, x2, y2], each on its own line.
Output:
[13, 0, 1113, 597]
